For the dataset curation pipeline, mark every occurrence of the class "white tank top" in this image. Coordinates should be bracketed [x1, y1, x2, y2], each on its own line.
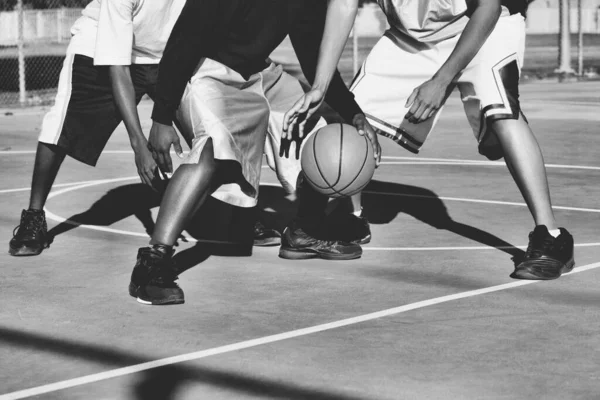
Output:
[378, 0, 509, 43]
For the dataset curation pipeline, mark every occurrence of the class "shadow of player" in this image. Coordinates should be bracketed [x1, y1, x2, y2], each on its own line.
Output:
[259, 180, 524, 262]
[47, 182, 256, 274]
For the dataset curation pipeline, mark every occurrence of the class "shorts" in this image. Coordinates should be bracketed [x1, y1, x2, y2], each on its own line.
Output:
[38, 53, 159, 166]
[175, 58, 309, 208]
[350, 13, 527, 160]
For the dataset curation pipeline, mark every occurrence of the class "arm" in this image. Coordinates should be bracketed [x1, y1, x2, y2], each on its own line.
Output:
[151, 0, 220, 126]
[149, 0, 221, 173]
[110, 66, 156, 186]
[285, 0, 380, 164]
[93, 0, 156, 186]
[405, 0, 502, 123]
[287, 0, 360, 127]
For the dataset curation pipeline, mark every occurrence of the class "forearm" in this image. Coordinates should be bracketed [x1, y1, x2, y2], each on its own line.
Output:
[152, 0, 216, 126]
[109, 66, 146, 149]
[434, 0, 501, 83]
[312, 0, 358, 93]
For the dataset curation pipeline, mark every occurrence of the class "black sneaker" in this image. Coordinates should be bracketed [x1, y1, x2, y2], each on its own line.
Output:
[253, 220, 281, 247]
[511, 226, 575, 280]
[129, 246, 184, 305]
[279, 221, 362, 261]
[9, 209, 50, 256]
[326, 213, 372, 245]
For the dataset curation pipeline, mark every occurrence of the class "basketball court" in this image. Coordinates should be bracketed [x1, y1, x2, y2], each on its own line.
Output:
[1, 80, 599, 399]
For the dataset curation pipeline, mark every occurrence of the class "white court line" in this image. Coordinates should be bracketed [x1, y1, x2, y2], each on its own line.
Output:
[0, 177, 138, 195]
[362, 190, 600, 214]
[1, 150, 599, 172]
[2, 260, 599, 400]
[31, 176, 600, 249]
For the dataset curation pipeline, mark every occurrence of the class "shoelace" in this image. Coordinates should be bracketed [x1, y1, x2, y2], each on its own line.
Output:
[525, 233, 555, 258]
[13, 214, 44, 239]
[141, 253, 178, 285]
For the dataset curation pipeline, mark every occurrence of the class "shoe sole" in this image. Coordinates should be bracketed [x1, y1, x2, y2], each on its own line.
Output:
[9, 242, 49, 256]
[353, 235, 372, 245]
[253, 237, 282, 247]
[128, 282, 185, 305]
[279, 247, 362, 261]
[511, 257, 575, 280]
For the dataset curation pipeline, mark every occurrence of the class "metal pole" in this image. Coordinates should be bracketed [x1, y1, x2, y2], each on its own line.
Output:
[352, 28, 359, 77]
[577, 0, 584, 76]
[557, 0, 574, 75]
[17, 0, 26, 104]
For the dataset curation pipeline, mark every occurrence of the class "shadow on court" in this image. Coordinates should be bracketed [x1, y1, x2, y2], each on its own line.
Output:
[46, 183, 256, 274]
[0, 326, 367, 400]
[47, 179, 523, 274]
[260, 180, 524, 263]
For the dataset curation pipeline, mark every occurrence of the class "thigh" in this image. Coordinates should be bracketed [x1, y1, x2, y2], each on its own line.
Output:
[44, 55, 124, 166]
[458, 14, 527, 160]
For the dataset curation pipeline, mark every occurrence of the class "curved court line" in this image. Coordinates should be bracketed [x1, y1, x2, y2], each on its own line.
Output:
[2, 260, 599, 400]
[39, 176, 600, 251]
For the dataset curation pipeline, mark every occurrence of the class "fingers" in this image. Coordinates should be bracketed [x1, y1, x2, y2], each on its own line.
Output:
[279, 138, 290, 159]
[283, 96, 308, 140]
[174, 138, 184, 159]
[353, 114, 366, 136]
[405, 88, 418, 109]
[155, 149, 173, 174]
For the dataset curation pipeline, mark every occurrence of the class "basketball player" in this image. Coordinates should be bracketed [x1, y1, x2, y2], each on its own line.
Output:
[128, 0, 381, 305]
[284, 0, 575, 280]
[9, 0, 187, 256]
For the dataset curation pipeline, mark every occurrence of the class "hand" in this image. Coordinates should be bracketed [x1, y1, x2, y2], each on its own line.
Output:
[353, 114, 381, 167]
[132, 144, 157, 188]
[404, 76, 452, 124]
[282, 88, 325, 140]
[147, 121, 183, 174]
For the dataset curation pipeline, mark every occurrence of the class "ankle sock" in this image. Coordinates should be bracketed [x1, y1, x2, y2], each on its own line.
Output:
[352, 208, 363, 217]
[548, 229, 561, 238]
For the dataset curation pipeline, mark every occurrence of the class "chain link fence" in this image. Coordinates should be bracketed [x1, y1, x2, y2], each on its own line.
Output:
[0, 0, 89, 106]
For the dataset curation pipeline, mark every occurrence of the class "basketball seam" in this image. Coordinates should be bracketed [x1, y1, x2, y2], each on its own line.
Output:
[335, 133, 371, 195]
[313, 127, 345, 196]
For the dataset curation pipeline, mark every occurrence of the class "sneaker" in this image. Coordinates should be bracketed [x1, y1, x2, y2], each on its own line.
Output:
[129, 246, 184, 305]
[9, 209, 50, 256]
[511, 226, 575, 280]
[253, 220, 281, 247]
[326, 213, 372, 245]
[279, 221, 362, 261]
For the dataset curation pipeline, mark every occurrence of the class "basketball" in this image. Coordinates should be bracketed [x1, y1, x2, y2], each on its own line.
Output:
[301, 123, 376, 198]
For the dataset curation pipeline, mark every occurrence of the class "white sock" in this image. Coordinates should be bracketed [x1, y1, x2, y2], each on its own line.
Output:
[352, 208, 363, 217]
[548, 229, 561, 238]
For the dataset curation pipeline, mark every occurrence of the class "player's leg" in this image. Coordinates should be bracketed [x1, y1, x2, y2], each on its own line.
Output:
[460, 13, 574, 280]
[10, 54, 124, 256]
[130, 60, 272, 304]
[489, 115, 556, 229]
[261, 65, 362, 260]
[320, 35, 446, 245]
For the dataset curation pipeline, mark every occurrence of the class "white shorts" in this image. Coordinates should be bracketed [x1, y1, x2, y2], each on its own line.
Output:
[176, 59, 313, 208]
[350, 14, 526, 160]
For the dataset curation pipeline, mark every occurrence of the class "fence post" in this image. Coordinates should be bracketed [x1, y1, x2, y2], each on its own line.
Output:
[17, 0, 26, 104]
[577, 0, 583, 76]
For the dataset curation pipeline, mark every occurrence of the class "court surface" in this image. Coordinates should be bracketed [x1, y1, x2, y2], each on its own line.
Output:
[1, 81, 599, 400]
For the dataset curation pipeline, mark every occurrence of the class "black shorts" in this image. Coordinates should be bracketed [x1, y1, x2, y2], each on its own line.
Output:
[38, 54, 159, 166]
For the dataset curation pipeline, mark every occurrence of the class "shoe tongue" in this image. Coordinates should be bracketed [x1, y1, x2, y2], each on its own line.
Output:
[533, 225, 552, 239]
